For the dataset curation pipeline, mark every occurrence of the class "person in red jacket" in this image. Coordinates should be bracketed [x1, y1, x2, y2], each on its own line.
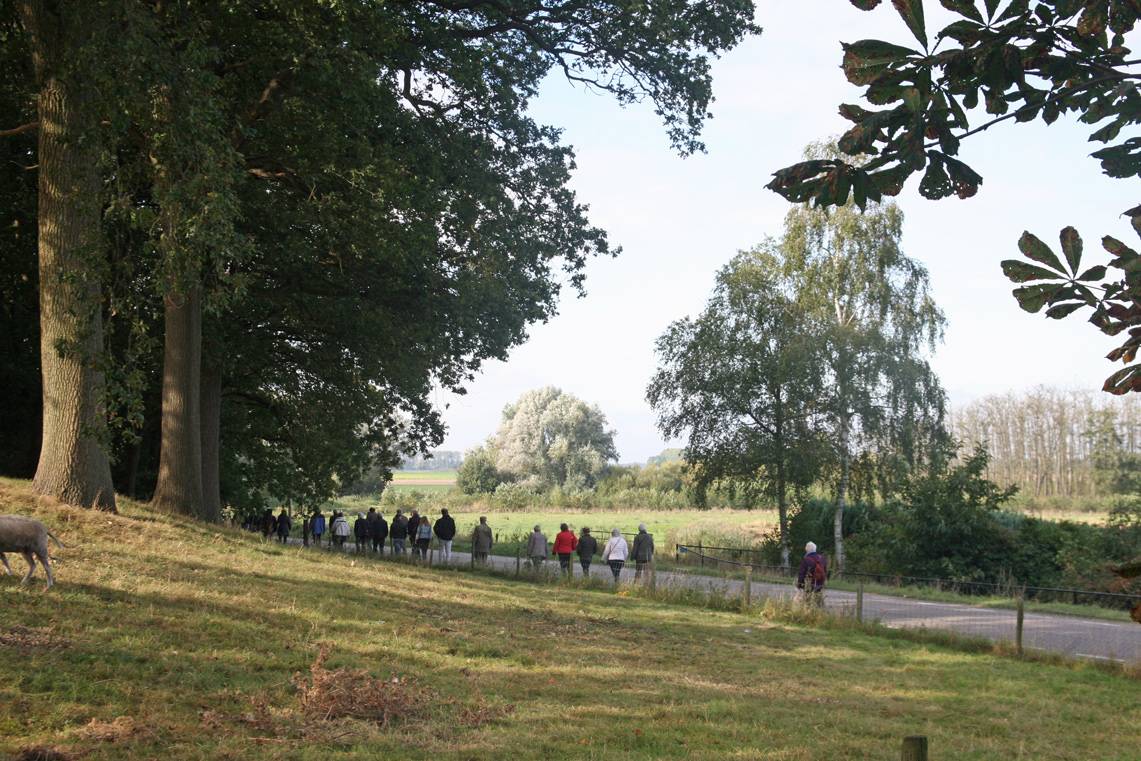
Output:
[552, 523, 578, 576]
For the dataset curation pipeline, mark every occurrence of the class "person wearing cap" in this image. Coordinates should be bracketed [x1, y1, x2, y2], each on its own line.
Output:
[472, 516, 493, 564]
[796, 541, 828, 607]
[552, 523, 578, 576]
[631, 523, 655, 581]
[601, 528, 628, 583]
[434, 508, 457, 563]
[576, 527, 598, 576]
[526, 525, 548, 570]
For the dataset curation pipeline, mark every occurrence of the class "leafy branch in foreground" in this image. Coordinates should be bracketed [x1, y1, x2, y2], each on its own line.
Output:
[765, 1, 1141, 393]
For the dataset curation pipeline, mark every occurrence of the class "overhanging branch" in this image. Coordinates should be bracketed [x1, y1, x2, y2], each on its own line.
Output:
[0, 121, 38, 138]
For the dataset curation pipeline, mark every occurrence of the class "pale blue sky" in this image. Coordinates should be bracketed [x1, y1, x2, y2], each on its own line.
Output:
[436, 3, 1138, 463]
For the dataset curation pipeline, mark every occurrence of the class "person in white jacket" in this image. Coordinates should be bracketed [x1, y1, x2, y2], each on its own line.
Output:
[601, 528, 628, 583]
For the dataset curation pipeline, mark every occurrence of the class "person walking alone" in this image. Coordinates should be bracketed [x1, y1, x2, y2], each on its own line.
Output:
[390, 510, 408, 555]
[472, 516, 493, 564]
[275, 508, 292, 544]
[576, 527, 597, 577]
[602, 528, 628, 584]
[526, 525, 548, 570]
[796, 541, 828, 607]
[553, 523, 578, 576]
[631, 523, 655, 581]
[433, 509, 456, 564]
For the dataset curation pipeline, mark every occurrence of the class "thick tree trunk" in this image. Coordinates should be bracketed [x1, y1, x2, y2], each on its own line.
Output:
[834, 412, 850, 574]
[21, 0, 116, 510]
[151, 287, 203, 516]
[200, 360, 222, 522]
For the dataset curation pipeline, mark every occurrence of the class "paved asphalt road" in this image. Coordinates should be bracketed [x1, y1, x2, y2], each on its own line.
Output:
[292, 539, 1140, 663]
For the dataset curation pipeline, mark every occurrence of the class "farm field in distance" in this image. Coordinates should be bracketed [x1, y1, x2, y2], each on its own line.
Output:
[1, 476, 1137, 761]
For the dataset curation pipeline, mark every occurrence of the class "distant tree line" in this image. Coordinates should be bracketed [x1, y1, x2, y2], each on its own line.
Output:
[950, 388, 1141, 500]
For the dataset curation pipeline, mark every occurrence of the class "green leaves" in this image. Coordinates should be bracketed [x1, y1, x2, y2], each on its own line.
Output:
[841, 39, 916, 85]
[1018, 231, 1067, 273]
[892, 0, 928, 46]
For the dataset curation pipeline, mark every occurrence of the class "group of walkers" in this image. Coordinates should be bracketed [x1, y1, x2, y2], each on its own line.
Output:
[525, 522, 655, 581]
[249, 506, 659, 583]
[296, 506, 457, 560]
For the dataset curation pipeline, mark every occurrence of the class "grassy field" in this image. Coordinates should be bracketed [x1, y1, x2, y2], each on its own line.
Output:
[5, 477, 1136, 760]
[386, 470, 458, 493]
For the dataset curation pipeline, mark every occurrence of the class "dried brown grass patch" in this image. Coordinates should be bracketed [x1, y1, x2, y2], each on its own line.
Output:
[73, 716, 140, 744]
[0, 626, 70, 652]
[292, 645, 434, 727]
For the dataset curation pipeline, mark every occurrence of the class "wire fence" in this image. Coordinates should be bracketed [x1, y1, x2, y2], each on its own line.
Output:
[673, 544, 1141, 664]
[673, 543, 1141, 610]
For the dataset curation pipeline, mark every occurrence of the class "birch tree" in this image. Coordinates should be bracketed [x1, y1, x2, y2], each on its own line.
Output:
[778, 157, 947, 571]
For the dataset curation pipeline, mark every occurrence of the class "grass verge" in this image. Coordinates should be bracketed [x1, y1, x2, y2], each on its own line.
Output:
[1, 477, 1137, 760]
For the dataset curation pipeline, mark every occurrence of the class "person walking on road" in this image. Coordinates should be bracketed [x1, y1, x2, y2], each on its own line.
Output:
[631, 523, 655, 581]
[353, 512, 368, 553]
[331, 511, 350, 549]
[526, 525, 548, 570]
[260, 509, 276, 539]
[602, 528, 628, 583]
[310, 509, 326, 548]
[367, 508, 387, 554]
[390, 510, 408, 555]
[553, 523, 578, 576]
[472, 516, 493, 564]
[576, 527, 597, 576]
[796, 541, 828, 607]
[275, 509, 292, 544]
[433, 509, 457, 563]
[414, 516, 433, 560]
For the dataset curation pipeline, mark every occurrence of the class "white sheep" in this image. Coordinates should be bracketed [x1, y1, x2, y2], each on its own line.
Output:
[0, 515, 64, 590]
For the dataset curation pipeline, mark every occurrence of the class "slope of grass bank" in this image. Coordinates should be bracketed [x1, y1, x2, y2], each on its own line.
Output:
[1, 478, 1137, 760]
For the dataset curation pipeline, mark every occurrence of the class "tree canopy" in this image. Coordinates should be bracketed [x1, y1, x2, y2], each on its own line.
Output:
[487, 387, 619, 490]
[766, 0, 1141, 396]
[0, 1, 759, 515]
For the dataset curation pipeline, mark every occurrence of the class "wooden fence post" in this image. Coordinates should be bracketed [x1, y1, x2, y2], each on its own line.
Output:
[856, 581, 864, 623]
[744, 565, 752, 608]
[698, 541, 704, 568]
[901, 736, 928, 761]
[1016, 594, 1025, 656]
[515, 544, 521, 578]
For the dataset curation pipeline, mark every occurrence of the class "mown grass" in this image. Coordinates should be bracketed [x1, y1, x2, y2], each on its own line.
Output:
[2, 477, 1137, 760]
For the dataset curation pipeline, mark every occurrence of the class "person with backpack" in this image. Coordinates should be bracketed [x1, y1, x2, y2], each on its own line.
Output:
[796, 541, 828, 607]
[631, 523, 655, 581]
[552, 523, 578, 576]
[472, 516, 493, 564]
[367, 508, 387, 554]
[407, 511, 421, 553]
[390, 510, 408, 555]
[601, 528, 628, 583]
[433, 509, 456, 563]
[331, 511, 351, 549]
[576, 527, 597, 576]
[275, 508, 292, 544]
[353, 512, 368, 553]
[310, 509, 326, 548]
